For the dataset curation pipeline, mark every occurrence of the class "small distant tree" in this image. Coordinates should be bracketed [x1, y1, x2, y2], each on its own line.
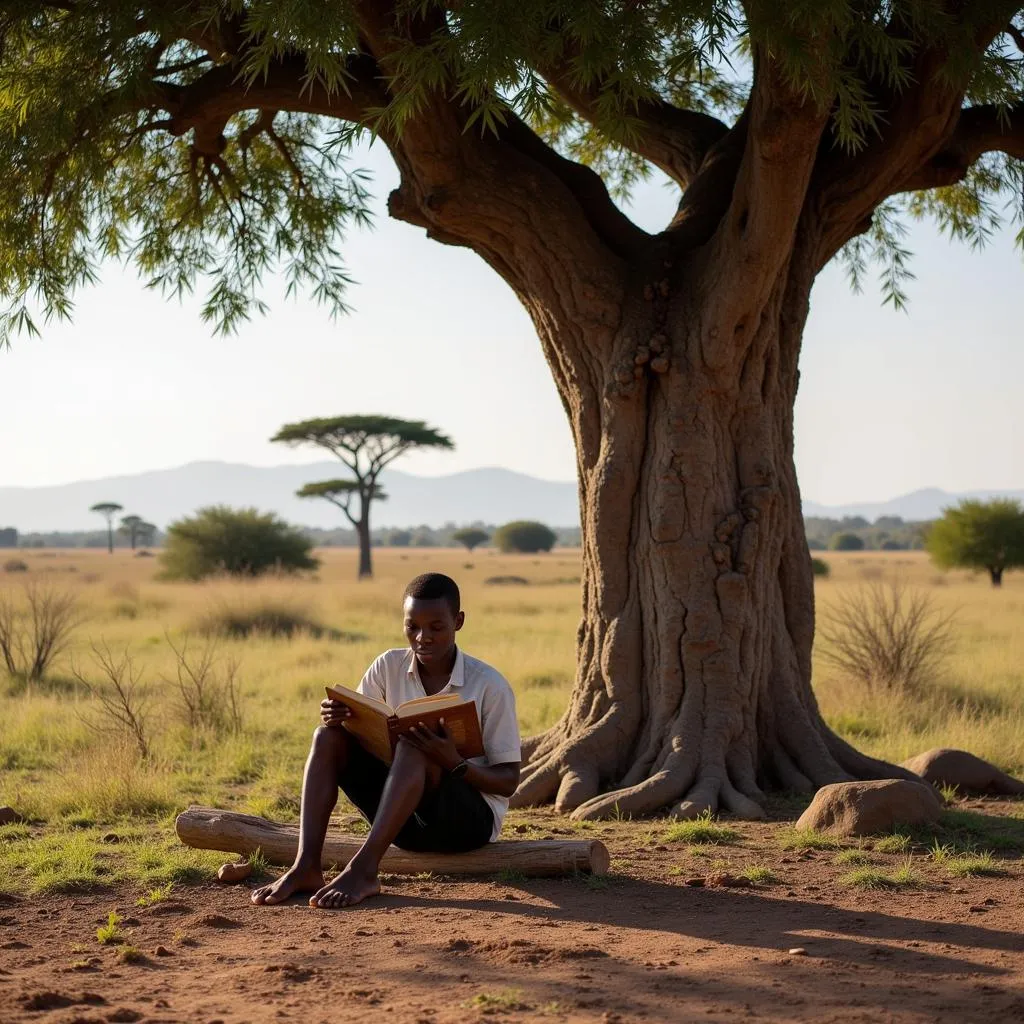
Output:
[272, 416, 453, 579]
[453, 528, 489, 552]
[927, 499, 1024, 587]
[160, 506, 318, 581]
[136, 521, 158, 548]
[386, 529, 412, 548]
[119, 514, 145, 550]
[829, 532, 865, 552]
[90, 502, 123, 554]
[494, 521, 557, 554]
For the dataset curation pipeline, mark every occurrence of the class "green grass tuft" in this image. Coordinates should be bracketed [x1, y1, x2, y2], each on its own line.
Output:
[841, 857, 920, 889]
[739, 865, 777, 884]
[663, 811, 740, 846]
[96, 910, 124, 944]
[834, 849, 873, 866]
[946, 851, 1006, 878]
[777, 827, 844, 851]
[466, 990, 530, 1012]
[136, 880, 175, 906]
[873, 833, 912, 854]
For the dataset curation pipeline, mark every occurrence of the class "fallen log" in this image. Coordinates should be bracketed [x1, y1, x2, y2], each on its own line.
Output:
[175, 805, 610, 877]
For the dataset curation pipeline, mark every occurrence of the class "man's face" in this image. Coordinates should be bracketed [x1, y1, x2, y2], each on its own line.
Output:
[403, 596, 464, 667]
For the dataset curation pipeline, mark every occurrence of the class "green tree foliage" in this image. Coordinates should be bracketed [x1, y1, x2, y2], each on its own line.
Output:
[926, 498, 1024, 585]
[273, 416, 453, 579]
[452, 527, 489, 551]
[829, 532, 866, 551]
[160, 506, 318, 580]
[811, 557, 831, 577]
[90, 502, 123, 554]
[1, 4, 1022, 343]
[494, 521, 557, 554]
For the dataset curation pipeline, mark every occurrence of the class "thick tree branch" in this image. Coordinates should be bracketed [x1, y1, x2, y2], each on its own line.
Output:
[894, 102, 1024, 192]
[700, 51, 829, 330]
[541, 55, 730, 188]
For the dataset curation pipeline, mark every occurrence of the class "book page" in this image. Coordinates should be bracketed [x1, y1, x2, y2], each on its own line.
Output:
[325, 683, 394, 717]
[325, 684, 396, 763]
[394, 693, 464, 715]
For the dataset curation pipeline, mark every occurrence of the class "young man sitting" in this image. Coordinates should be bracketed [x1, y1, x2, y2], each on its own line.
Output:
[251, 572, 522, 909]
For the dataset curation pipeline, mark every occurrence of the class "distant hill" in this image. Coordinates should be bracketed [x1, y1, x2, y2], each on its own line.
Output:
[0, 462, 580, 532]
[802, 488, 1024, 522]
[2, 461, 1022, 532]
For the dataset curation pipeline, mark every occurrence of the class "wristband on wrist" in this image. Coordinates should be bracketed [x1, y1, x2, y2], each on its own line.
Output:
[448, 759, 469, 779]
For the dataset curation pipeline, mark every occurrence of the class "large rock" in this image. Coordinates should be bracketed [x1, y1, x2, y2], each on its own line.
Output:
[796, 779, 942, 837]
[0, 806, 23, 826]
[902, 748, 1024, 796]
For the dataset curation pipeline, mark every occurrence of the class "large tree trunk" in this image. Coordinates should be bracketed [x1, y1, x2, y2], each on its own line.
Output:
[509, 259, 907, 820]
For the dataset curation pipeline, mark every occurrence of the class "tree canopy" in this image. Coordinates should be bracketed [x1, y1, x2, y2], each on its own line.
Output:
[926, 497, 1024, 584]
[452, 527, 489, 551]
[494, 520, 557, 553]
[2, 2, 1023, 341]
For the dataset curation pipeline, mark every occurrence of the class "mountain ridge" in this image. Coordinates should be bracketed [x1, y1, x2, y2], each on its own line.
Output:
[2, 460, 1022, 532]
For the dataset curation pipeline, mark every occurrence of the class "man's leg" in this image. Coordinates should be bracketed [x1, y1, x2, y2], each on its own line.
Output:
[311, 739, 441, 909]
[251, 725, 352, 905]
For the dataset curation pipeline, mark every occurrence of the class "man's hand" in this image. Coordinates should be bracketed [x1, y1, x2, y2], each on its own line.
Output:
[402, 718, 462, 772]
[320, 699, 352, 728]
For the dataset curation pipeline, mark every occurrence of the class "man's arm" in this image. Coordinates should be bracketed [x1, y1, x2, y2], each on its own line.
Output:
[402, 722, 521, 797]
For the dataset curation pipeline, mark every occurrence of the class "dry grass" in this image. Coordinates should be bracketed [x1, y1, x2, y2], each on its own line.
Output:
[0, 547, 1022, 894]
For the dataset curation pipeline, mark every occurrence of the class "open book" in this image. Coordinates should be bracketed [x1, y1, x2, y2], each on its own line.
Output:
[325, 683, 485, 765]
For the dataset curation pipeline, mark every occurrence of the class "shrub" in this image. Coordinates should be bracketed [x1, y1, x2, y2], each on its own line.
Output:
[452, 527, 489, 551]
[811, 557, 830, 577]
[829, 532, 865, 551]
[493, 521, 557, 554]
[484, 575, 530, 586]
[0, 583, 82, 681]
[160, 506, 318, 580]
[192, 596, 351, 640]
[164, 633, 244, 736]
[817, 580, 954, 693]
[3, 558, 28, 573]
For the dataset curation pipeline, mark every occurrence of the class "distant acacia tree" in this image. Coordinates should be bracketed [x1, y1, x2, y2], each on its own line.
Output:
[161, 506, 318, 580]
[90, 502, 123, 554]
[272, 416, 453, 579]
[927, 499, 1024, 587]
[453, 528, 489, 552]
[119, 514, 145, 550]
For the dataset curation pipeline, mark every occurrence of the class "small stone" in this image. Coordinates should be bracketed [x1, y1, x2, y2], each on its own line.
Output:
[216, 861, 253, 884]
[153, 945, 172, 957]
[788, 947, 808, 956]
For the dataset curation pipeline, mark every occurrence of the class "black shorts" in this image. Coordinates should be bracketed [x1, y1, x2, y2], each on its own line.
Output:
[339, 742, 494, 853]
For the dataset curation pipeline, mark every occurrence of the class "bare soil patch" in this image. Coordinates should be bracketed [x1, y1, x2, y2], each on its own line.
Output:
[1, 805, 1022, 1024]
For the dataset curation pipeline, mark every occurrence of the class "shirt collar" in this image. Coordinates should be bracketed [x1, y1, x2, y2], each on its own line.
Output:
[406, 646, 464, 687]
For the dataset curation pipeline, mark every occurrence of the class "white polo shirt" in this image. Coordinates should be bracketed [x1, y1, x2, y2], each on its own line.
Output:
[357, 647, 521, 841]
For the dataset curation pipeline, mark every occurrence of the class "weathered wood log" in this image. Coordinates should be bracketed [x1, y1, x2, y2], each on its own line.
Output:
[175, 805, 610, 877]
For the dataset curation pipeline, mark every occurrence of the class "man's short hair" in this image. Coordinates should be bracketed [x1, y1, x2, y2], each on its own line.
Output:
[403, 573, 461, 616]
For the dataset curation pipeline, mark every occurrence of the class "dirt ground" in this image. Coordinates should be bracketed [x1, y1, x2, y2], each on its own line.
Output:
[2, 814, 1023, 1024]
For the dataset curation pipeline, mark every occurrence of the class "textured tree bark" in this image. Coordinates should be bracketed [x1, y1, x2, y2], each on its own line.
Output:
[500, 248, 912, 820]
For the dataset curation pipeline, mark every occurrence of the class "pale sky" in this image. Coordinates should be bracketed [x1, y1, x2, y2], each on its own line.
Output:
[1, 138, 1022, 507]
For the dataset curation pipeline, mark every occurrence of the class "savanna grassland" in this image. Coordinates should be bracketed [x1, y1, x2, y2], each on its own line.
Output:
[0, 547, 1022, 900]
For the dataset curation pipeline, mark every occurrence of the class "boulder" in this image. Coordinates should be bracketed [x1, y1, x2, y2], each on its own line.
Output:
[0, 806, 23, 826]
[796, 779, 942, 837]
[902, 748, 1024, 796]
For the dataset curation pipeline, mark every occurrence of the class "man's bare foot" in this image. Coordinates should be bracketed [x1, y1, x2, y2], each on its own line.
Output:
[251, 862, 325, 905]
[309, 861, 381, 909]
